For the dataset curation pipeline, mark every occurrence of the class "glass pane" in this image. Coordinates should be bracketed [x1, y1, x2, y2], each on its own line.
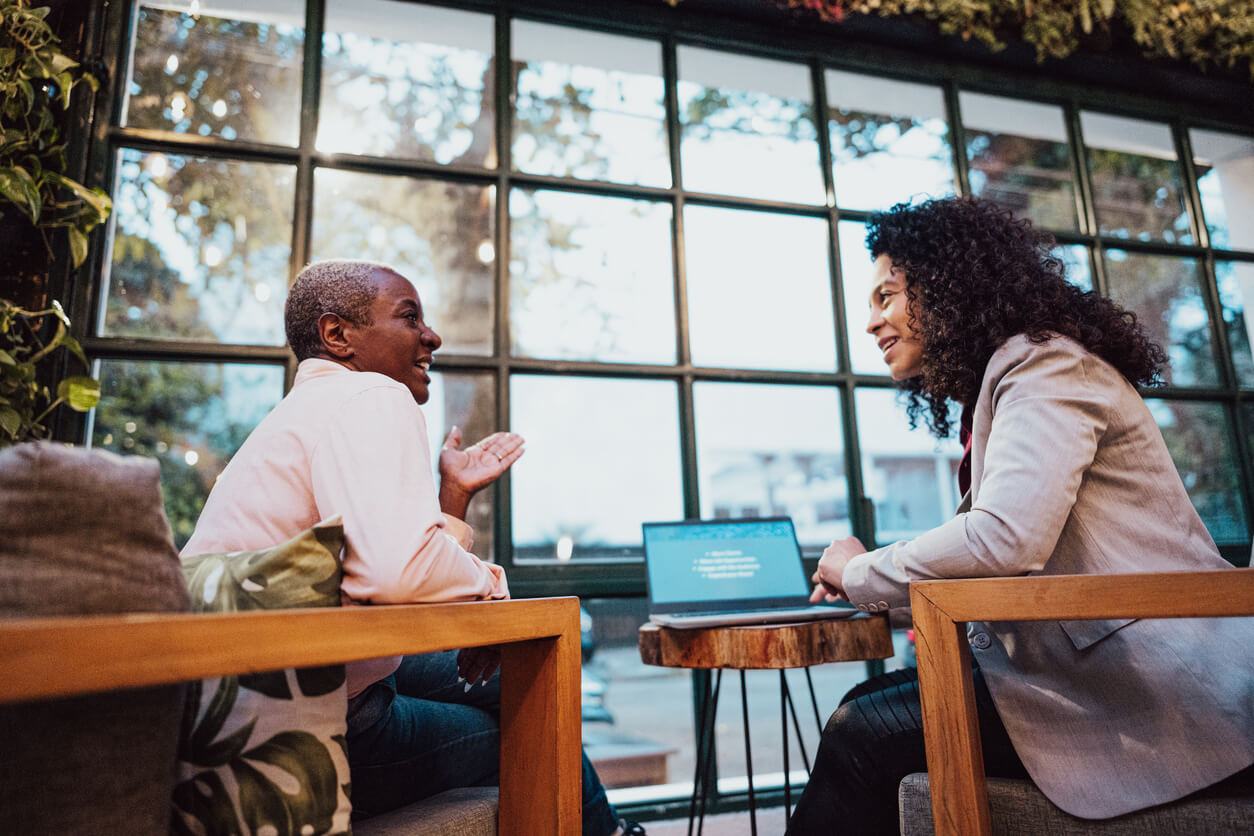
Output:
[424, 371, 498, 562]
[837, 221, 888, 375]
[1191, 128, 1254, 252]
[693, 383, 847, 551]
[677, 47, 823, 204]
[509, 189, 675, 364]
[512, 22, 668, 187]
[1216, 261, 1254, 388]
[855, 388, 965, 545]
[1103, 251, 1218, 387]
[1147, 399, 1248, 545]
[319, 1, 494, 165]
[311, 169, 494, 356]
[124, 3, 303, 146]
[1081, 112, 1191, 244]
[685, 206, 836, 371]
[827, 70, 955, 212]
[713, 656, 904, 794]
[91, 360, 286, 548]
[510, 376, 683, 562]
[1055, 244, 1092, 291]
[101, 149, 295, 345]
[960, 92, 1078, 230]
[582, 597, 697, 797]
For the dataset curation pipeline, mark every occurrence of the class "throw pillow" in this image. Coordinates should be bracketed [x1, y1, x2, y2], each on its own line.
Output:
[0, 441, 190, 835]
[173, 518, 352, 836]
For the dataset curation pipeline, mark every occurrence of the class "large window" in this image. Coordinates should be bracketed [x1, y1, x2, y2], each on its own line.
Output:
[81, 0, 1254, 817]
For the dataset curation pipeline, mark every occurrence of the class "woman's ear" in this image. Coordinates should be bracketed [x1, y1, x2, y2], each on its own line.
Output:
[317, 312, 354, 360]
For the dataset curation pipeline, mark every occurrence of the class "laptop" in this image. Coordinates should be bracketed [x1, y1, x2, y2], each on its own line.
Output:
[642, 516, 857, 629]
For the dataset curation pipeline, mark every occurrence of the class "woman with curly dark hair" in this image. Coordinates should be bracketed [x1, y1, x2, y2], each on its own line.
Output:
[786, 197, 1254, 835]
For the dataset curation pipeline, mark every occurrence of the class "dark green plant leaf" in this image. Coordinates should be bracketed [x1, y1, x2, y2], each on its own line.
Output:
[238, 669, 292, 699]
[0, 405, 20, 438]
[67, 225, 86, 267]
[295, 664, 346, 698]
[57, 375, 99, 410]
[58, 330, 88, 366]
[199, 717, 257, 769]
[171, 771, 243, 836]
[49, 53, 76, 75]
[188, 675, 242, 758]
[234, 731, 340, 836]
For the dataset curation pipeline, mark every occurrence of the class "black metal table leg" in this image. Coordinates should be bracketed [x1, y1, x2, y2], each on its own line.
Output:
[780, 670, 791, 826]
[740, 670, 757, 836]
[689, 669, 722, 836]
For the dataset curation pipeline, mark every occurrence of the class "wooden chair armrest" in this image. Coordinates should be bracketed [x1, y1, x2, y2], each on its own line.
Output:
[0, 597, 582, 836]
[909, 570, 1254, 836]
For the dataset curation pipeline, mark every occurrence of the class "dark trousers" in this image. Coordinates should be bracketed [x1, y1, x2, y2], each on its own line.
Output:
[346, 651, 619, 836]
[786, 666, 1028, 836]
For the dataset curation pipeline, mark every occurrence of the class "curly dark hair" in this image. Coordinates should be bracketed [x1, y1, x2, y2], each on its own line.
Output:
[866, 197, 1167, 438]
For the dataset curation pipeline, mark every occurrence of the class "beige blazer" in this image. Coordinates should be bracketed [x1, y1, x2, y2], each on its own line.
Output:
[843, 333, 1254, 818]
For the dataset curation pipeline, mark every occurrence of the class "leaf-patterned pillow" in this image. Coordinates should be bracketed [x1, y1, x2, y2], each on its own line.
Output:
[173, 518, 352, 836]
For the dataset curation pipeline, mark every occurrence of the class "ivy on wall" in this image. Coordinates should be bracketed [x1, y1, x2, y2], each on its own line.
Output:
[667, 0, 1254, 77]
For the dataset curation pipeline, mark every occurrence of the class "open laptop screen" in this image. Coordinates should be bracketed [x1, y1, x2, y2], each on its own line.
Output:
[642, 517, 813, 615]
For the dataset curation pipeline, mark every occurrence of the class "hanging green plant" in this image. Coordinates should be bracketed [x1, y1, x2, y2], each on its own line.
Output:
[1, 0, 113, 269]
[781, 0, 1253, 75]
[0, 298, 100, 446]
[663, 0, 1254, 77]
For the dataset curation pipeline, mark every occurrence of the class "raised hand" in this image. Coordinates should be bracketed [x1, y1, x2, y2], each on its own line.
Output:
[438, 426, 525, 519]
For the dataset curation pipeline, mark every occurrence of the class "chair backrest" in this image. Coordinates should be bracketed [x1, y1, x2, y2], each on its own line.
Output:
[908, 570, 1254, 836]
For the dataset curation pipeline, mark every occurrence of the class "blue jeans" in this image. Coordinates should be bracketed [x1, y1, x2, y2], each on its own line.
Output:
[346, 650, 619, 836]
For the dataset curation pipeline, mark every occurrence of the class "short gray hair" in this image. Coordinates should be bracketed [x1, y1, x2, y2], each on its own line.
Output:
[285, 260, 394, 360]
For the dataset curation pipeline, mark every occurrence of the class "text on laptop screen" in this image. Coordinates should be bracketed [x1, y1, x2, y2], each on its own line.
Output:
[643, 519, 809, 605]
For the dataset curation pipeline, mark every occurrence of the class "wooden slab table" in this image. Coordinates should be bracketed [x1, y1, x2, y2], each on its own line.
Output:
[639, 615, 893, 835]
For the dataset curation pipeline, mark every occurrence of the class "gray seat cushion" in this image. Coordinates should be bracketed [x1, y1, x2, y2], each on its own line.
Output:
[0, 442, 190, 835]
[354, 787, 499, 836]
[899, 773, 1254, 835]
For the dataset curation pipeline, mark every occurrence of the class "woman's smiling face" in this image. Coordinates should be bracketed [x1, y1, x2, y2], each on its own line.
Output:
[866, 254, 924, 381]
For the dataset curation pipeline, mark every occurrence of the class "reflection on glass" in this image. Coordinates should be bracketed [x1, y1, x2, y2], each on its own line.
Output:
[1054, 244, 1092, 291]
[1216, 261, 1254, 388]
[102, 149, 295, 345]
[92, 360, 285, 547]
[1146, 399, 1248, 545]
[1081, 112, 1191, 243]
[319, 1, 493, 165]
[693, 383, 846, 550]
[685, 207, 835, 371]
[855, 388, 964, 545]
[1191, 128, 1254, 252]
[581, 597, 698, 794]
[512, 22, 668, 187]
[838, 221, 887, 375]
[510, 376, 683, 562]
[960, 92, 1077, 230]
[124, 3, 303, 146]
[1103, 251, 1218, 387]
[509, 189, 674, 364]
[425, 372, 498, 561]
[827, 70, 954, 212]
[311, 169, 495, 356]
[677, 47, 823, 204]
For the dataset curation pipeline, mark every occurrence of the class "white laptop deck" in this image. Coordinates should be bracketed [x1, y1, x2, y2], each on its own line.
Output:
[642, 517, 856, 630]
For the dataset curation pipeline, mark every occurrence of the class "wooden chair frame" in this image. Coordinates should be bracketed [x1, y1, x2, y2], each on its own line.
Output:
[909, 569, 1254, 836]
[0, 597, 583, 836]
